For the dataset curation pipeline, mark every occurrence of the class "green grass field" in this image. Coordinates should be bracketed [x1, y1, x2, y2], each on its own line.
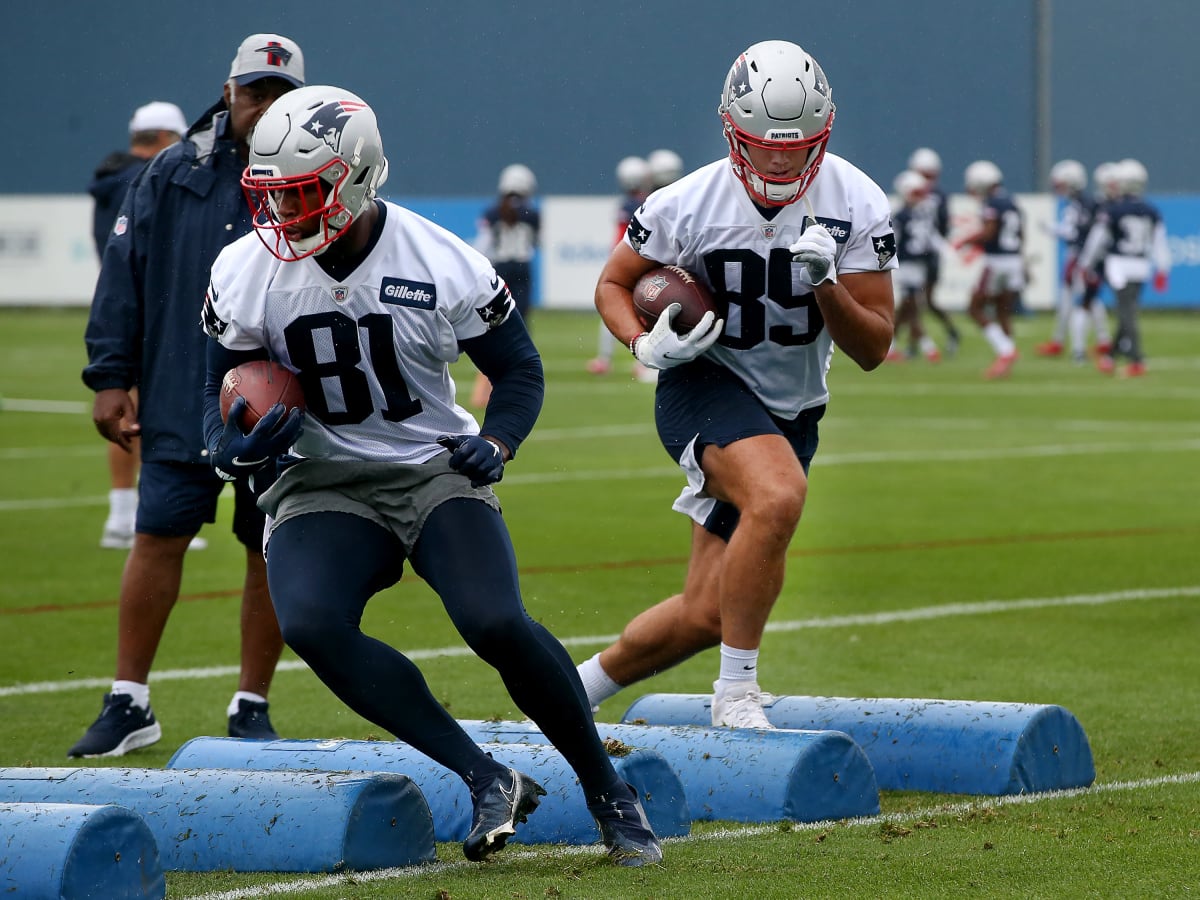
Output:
[2, 306, 1198, 898]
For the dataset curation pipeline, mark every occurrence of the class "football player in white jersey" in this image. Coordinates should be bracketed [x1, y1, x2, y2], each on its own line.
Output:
[576, 41, 896, 728]
[954, 160, 1023, 379]
[199, 86, 661, 866]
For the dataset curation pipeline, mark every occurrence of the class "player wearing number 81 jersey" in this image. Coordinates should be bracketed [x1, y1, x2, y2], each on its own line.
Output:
[200, 84, 663, 866]
[205, 199, 511, 463]
[576, 40, 896, 730]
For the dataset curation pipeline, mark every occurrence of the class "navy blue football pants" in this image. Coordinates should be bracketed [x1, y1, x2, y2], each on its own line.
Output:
[266, 498, 623, 800]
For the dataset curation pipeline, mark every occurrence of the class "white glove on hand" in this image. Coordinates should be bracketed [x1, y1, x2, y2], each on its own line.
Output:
[631, 303, 723, 370]
[790, 223, 838, 285]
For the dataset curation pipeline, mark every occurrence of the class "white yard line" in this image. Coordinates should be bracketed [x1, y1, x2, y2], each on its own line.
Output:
[3, 435, 1199, 511]
[4, 585, 1197, 698]
[183, 769, 1200, 900]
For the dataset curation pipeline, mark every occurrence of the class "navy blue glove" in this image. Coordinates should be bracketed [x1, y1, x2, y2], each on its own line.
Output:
[211, 397, 304, 482]
[437, 434, 504, 487]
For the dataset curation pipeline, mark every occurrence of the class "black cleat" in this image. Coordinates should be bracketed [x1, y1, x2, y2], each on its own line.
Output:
[589, 782, 664, 867]
[67, 692, 162, 758]
[463, 768, 546, 861]
[228, 698, 279, 740]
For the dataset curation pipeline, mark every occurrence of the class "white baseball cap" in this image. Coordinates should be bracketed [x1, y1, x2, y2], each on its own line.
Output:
[129, 101, 188, 136]
[228, 33, 305, 87]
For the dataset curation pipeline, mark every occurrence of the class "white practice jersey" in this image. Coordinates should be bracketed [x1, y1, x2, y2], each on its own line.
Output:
[626, 155, 897, 417]
[205, 201, 513, 463]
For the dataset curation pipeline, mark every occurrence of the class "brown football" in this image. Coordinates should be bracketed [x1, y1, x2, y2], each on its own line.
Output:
[632, 265, 722, 333]
[220, 360, 305, 428]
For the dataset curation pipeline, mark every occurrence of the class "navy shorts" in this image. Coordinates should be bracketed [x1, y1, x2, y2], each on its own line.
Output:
[655, 359, 825, 540]
[136, 460, 266, 549]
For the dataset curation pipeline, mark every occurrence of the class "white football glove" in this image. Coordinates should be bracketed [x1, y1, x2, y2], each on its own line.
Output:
[631, 303, 723, 370]
[790, 223, 838, 285]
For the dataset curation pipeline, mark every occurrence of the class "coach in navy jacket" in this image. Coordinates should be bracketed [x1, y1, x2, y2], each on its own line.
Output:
[69, 33, 304, 761]
[83, 98, 259, 462]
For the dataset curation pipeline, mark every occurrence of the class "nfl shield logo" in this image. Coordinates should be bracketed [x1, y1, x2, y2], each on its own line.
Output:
[761, 224, 777, 239]
[332, 286, 348, 303]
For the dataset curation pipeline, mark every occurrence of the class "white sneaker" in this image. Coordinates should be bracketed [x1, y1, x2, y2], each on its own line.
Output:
[711, 680, 775, 729]
[187, 536, 208, 552]
[99, 524, 134, 550]
[632, 363, 659, 384]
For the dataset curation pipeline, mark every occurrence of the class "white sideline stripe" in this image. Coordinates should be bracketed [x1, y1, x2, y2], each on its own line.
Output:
[11, 435, 1197, 512]
[4, 585, 1197, 698]
[5, 413, 1200, 460]
[183, 770, 1200, 900]
[0, 398, 89, 414]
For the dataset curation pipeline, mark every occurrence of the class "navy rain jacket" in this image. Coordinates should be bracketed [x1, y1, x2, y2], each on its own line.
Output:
[83, 101, 254, 465]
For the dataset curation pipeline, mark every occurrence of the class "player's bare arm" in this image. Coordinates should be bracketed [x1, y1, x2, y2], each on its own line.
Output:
[813, 270, 895, 370]
[595, 242, 663, 347]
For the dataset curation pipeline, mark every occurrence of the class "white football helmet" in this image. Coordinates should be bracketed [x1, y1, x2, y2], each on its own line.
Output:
[1116, 158, 1148, 196]
[646, 149, 683, 189]
[1093, 162, 1120, 200]
[498, 163, 537, 197]
[894, 169, 928, 203]
[616, 155, 650, 193]
[243, 85, 389, 261]
[1049, 159, 1087, 195]
[717, 40, 835, 206]
[964, 160, 1002, 195]
[908, 147, 942, 178]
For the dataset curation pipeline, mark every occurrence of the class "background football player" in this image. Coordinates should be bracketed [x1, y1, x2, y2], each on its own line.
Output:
[1078, 158, 1170, 377]
[954, 160, 1023, 379]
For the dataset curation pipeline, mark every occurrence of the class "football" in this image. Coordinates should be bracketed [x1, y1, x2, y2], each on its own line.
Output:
[632, 265, 722, 333]
[220, 360, 306, 429]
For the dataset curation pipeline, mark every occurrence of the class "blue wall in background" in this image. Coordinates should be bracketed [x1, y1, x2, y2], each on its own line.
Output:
[5, 1, 1199, 197]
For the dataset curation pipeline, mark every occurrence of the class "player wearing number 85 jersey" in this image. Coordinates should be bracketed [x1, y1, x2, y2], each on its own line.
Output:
[576, 40, 896, 729]
[201, 85, 661, 866]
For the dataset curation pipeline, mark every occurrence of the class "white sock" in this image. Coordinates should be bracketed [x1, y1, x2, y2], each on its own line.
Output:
[717, 643, 760, 687]
[596, 324, 615, 359]
[108, 488, 137, 528]
[983, 322, 1014, 356]
[1092, 304, 1111, 343]
[577, 653, 623, 707]
[111, 680, 150, 710]
[1069, 307, 1088, 355]
[919, 335, 938, 356]
[228, 691, 268, 717]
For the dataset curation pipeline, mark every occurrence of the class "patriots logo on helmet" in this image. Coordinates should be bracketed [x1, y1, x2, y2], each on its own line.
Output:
[301, 100, 367, 154]
[873, 232, 897, 268]
[727, 54, 751, 103]
[257, 41, 293, 68]
[811, 60, 830, 99]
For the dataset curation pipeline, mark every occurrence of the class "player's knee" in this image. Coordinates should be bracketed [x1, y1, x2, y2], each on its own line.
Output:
[456, 608, 529, 662]
[741, 481, 805, 533]
[272, 597, 342, 661]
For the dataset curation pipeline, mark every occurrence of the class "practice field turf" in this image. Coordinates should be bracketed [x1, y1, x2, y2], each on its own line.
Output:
[1, 307, 1198, 898]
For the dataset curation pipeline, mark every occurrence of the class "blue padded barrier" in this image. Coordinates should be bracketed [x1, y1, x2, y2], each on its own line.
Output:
[167, 737, 689, 844]
[622, 694, 1096, 795]
[454, 719, 879, 823]
[0, 768, 434, 873]
[0, 802, 164, 900]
